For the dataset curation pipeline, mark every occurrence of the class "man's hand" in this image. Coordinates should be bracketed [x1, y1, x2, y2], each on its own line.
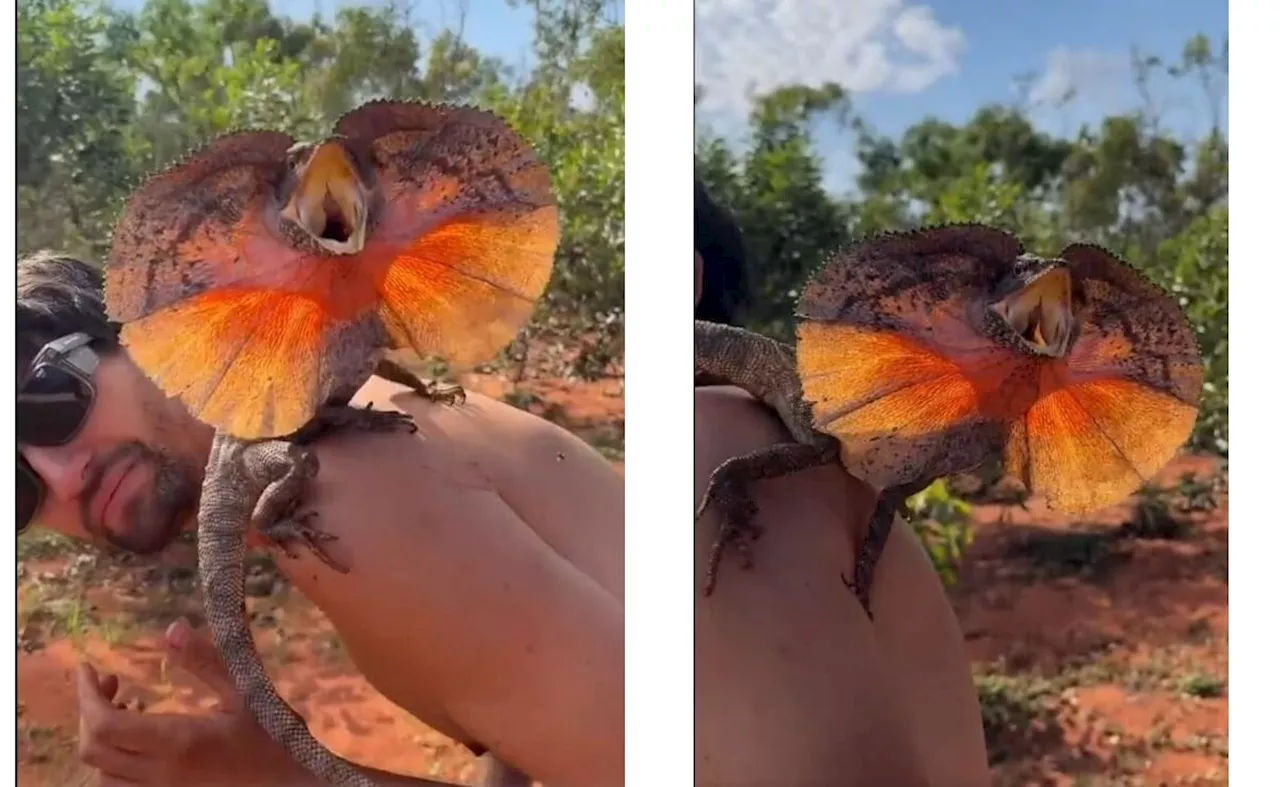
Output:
[77, 619, 304, 787]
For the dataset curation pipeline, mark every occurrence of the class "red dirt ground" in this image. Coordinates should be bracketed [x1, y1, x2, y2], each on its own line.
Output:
[954, 453, 1228, 786]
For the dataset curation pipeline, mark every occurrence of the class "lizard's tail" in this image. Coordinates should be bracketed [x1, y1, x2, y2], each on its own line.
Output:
[198, 436, 377, 787]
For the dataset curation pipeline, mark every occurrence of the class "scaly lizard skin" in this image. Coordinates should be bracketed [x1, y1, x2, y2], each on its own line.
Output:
[697, 224, 1202, 619]
[692, 322, 841, 594]
[693, 321, 915, 612]
[104, 100, 559, 787]
[205, 392, 542, 787]
[199, 405, 424, 787]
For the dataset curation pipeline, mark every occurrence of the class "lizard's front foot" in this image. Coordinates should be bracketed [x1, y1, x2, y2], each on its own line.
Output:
[260, 509, 350, 574]
[292, 403, 418, 444]
[697, 464, 763, 597]
[417, 379, 466, 407]
[375, 359, 466, 406]
[697, 442, 840, 597]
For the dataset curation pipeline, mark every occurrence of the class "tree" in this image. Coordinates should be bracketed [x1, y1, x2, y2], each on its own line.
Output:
[18, 0, 626, 377]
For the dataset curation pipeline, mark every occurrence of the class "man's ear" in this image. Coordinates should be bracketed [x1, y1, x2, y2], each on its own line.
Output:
[694, 250, 705, 308]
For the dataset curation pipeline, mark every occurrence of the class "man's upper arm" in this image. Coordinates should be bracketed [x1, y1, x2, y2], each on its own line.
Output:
[279, 428, 623, 787]
[461, 396, 626, 603]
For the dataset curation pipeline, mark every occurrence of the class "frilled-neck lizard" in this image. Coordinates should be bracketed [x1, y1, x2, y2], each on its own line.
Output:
[696, 224, 1203, 615]
[104, 100, 559, 786]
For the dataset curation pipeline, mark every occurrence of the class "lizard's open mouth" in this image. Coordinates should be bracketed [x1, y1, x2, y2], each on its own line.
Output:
[990, 264, 1074, 357]
[282, 140, 368, 255]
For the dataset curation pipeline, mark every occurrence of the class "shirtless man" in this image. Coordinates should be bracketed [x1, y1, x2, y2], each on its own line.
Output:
[17, 252, 624, 787]
[692, 182, 991, 786]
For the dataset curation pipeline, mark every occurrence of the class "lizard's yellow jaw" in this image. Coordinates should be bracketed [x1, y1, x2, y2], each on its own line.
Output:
[990, 265, 1074, 357]
[282, 141, 368, 255]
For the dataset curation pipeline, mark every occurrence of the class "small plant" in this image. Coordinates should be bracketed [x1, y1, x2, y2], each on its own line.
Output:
[17, 528, 83, 561]
[1008, 528, 1123, 580]
[906, 479, 974, 587]
[1174, 472, 1220, 513]
[1123, 482, 1193, 540]
[97, 617, 136, 647]
[1179, 672, 1226, 699]
[974, 669, 1062, 765]
[17, 721, 67, 765]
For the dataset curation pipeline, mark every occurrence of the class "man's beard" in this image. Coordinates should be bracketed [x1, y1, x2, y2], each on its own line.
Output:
[78, 441, 202, 555]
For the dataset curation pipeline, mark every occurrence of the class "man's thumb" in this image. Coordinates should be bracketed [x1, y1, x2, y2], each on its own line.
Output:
[164, 619, 240, 708]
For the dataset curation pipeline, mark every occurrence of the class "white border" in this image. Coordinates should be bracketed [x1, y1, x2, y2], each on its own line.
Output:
[4, 0, 18, 771]
[1229, 3, 1268, 782]
[625, 1, 694, 785]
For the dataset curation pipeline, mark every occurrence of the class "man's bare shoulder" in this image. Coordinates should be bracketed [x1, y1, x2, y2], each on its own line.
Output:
[695, 383, 776, 431]
[354, 375, 545, 436]
[271, 380, 623, 786]
[361, 376, 625, 600]
[352, 376, 609, 468]
[287, 375, 623, 597]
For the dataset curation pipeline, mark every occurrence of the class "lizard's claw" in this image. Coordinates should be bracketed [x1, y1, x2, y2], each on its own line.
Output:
[419, 380, 466, 407]
[698, 442, 839, 597]
[839, 570, 873, 620]
[260, 509, 350, 574]
[698, 469, 763, 597]
[373, 359, 466, 407]
[840, 491, 912, 620]
[345, 404, 419, 434]
[292, 404, 418, 444]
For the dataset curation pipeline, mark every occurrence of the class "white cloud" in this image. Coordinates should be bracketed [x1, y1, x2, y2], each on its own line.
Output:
[1027, 46, 1130, 109]
[695, 0, 965, 120]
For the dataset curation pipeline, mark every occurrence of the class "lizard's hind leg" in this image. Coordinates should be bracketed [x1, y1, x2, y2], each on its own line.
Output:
[699, 441, 839, 596]
[842, 483, 925, 619]
[246, 441, 350, 574]
[262, 404, 419, 573]
[841, 495, 898, 619]
[375, 358, 466, 406]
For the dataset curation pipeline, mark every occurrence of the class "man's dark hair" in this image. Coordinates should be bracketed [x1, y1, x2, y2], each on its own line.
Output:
[694, 176, 748, 325]
[17, 252, 120, 374]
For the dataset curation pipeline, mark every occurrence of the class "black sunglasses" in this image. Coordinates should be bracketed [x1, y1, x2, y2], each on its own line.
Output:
[17, 332, 100, 534]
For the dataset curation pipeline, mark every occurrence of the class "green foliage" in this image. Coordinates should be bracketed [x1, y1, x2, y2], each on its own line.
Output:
[1121, 470, 1223, 540]
[696, 84, 853, 340]
[905, 479, 975, 588]
[697, 33, 1227, 462]
[17, 0, 624, 374]
[1154, 207, 1228, 454]
[1179, 671, 1225, 699]
[1124, 483, 1195, 540]
[488, 2, 625, 376]
[18, 0, 140, 257]
[973, 669, 1061, 765]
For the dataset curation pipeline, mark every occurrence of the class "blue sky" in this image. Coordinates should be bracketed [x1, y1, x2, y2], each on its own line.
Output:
[695, 0, 1228, 192]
